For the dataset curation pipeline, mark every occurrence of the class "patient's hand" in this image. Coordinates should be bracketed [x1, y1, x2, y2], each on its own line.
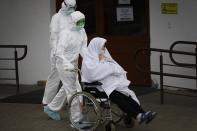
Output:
[99, 54, 113, 62]
[99, 54, 105, 61]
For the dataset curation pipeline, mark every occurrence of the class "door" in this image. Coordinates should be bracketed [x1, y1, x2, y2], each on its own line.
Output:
[56, 0, 150, 86]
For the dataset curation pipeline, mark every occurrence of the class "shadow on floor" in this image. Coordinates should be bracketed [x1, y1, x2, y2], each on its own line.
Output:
[0, 85, 158, 104]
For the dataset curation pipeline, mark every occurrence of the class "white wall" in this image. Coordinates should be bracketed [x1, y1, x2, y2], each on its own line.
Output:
[0, 0, 56, 84]
[150, 0, 197, 89]
[0, 0, 196, 89]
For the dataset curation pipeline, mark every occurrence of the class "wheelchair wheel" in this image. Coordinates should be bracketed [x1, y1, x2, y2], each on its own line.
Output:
[123, 115, 135, 128]
[69, 92, 101, 131]
[111, 103, 124, 124]
[105, 121, 115, 131]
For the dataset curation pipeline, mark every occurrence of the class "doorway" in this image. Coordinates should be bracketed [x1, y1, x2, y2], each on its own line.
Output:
[56, 0, 150, 86]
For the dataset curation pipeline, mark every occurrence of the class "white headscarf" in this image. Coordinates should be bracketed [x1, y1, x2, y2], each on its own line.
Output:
[81, 37, 140, 104]
[81, 37, 115, 82]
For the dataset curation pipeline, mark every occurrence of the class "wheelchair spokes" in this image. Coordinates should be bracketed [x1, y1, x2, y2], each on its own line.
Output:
[111, 103, 125, 124]
[69, 92, 101, 131]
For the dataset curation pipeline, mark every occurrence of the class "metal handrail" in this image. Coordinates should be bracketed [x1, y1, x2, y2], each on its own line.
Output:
[0, 45, 27, 94]
[169, 41, 197, 67]
[0, 45, 27, 61]
[134, 48, 196, 80]
[134, 41, 197, 104]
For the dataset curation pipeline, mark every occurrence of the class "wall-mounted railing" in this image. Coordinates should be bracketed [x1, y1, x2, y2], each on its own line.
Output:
[0, 45, 27, 94]
[134, 41, 197, 104]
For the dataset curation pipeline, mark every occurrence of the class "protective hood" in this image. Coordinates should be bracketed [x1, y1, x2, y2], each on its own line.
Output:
[71, 11, 85, 25]
[59, 0, 76, 15]
[70, 11, 85, 30]
[64, 0, 76, 7]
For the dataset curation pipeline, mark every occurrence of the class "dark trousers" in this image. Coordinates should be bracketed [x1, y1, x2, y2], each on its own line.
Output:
[109, 90, 145, 118]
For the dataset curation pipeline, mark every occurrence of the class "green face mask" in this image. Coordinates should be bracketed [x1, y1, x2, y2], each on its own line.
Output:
[76, 18, 85, 30]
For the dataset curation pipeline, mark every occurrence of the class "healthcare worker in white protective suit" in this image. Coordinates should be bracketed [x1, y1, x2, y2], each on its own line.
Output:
[42, 0, 82, 116]
[81, 37, 157, 125]
[44, 11, 88, 122]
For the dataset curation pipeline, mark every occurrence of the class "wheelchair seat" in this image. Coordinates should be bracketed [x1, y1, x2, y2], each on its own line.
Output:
[83, 81, 102, 86]
[69, 81, 126, 131]
[82, 82, 108, 98]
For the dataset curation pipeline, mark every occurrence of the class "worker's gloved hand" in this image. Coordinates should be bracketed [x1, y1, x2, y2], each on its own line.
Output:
[64, 63, 75, 72]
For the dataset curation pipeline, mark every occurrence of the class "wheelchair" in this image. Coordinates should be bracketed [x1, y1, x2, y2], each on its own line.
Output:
[68, 81, 135, 131]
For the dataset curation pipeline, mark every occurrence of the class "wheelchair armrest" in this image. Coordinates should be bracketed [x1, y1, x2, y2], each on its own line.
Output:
[82, 81, 102, 86]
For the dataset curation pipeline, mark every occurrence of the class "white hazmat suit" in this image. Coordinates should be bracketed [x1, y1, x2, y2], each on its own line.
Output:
[44, 11, 87, 121]
[42, 0, 80, 110]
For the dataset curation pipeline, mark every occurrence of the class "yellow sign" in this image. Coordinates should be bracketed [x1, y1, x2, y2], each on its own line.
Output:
[161, 3, 178, 14]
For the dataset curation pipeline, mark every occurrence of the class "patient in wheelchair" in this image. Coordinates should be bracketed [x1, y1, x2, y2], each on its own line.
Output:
[81, 37, 157, 125]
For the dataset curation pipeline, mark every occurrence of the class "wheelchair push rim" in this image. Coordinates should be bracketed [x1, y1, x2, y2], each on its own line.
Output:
[68, 91, 101, 131]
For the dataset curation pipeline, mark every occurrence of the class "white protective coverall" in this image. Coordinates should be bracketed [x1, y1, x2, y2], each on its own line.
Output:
[81, 37, 140, 104]
[42, 0, 82, 109]
[48, 11, 87, 122]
